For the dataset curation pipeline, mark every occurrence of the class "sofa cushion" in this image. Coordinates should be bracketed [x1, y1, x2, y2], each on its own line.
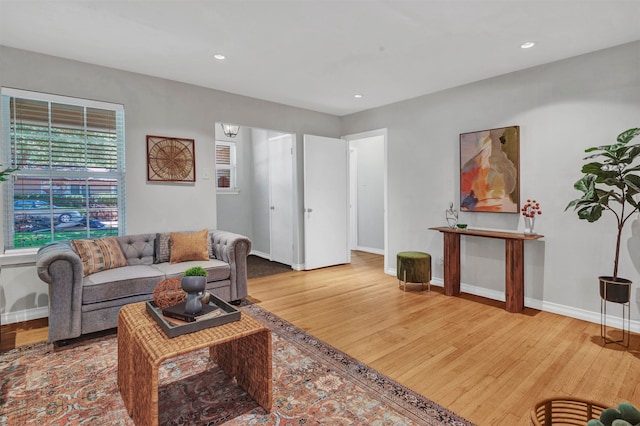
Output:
[71, 237, 128, 277]
[154, 233, 170, 263]
[81, 297, 147, 334]
[155, 230, 215, 264]
[117, 233, 155, 265]
[153, 259, 230, 282]
[82, 264, 165, 304]
[169, 229, 209, 263]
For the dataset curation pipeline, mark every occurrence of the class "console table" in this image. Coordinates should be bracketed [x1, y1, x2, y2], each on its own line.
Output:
[429, 227, 543, 313]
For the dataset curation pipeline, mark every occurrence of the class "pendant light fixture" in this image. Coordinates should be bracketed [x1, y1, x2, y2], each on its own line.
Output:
[220, 123, 240, 138]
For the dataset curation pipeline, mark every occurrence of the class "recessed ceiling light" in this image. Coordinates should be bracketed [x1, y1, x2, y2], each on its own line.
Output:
[354, 94, 364, 98]
[520, 41, 535, 49]
[213, 53, 226, 60]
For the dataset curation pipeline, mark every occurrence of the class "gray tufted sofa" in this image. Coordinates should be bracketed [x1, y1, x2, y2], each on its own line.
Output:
[36, 229, 251, 343]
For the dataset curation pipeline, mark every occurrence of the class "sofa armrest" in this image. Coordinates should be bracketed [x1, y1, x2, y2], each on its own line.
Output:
[36, 241, 84, 342]
[210, 230, 252, 301]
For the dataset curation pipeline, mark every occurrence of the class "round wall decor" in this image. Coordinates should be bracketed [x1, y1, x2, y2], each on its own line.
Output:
[146, 135, 195, 182]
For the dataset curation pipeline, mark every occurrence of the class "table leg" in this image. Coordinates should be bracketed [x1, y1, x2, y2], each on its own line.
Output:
[133, 338, 160, 426]
[443, 232, 461, 296]
[236, 330, 272, 411]
[211, 330, 273, 411]
[117, 313, 134, 416]
[211, 339, 238, 376]
[505, 239, 525, 313]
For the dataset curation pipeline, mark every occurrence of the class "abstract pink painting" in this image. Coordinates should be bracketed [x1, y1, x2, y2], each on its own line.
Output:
[460, 126, 520, 213]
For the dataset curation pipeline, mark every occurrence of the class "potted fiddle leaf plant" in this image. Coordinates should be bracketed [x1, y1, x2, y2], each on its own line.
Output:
[0, 165, 14, 330]
[0, 166, 16, 181]
[566, 127, 640, 303]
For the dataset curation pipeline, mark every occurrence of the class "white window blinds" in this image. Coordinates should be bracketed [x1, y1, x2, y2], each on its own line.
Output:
[1, 88, 126, 249]
[216, 141, 236, 190]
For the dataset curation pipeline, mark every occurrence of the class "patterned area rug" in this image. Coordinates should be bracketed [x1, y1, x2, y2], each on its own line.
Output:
[0, 303, 474, 425]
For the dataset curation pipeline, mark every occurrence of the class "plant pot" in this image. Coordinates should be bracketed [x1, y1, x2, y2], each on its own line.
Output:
[181, 276, 206, 293]
[182, 276, 207, 314]
[598, 276, 632, 303]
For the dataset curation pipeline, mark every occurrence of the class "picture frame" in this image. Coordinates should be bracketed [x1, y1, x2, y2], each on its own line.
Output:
[459, 125, 520, 213]
[146, 135, 195, 182]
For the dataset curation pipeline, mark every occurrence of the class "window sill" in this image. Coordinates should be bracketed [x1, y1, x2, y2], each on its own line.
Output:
[217, 189, 240, 195]
[0, 248, 38, 266]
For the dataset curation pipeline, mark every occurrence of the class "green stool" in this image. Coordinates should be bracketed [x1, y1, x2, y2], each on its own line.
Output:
[396, 251, 431, 292]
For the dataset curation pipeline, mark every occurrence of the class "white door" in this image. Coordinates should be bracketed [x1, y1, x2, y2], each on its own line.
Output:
[303, 134, 350, 270]
[269, 133, 293, 265]
[349, 147, 358, 249]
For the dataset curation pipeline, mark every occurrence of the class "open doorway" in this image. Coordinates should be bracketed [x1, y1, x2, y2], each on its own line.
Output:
[215, 123, 296, 267]
[344, 129, 387, 266]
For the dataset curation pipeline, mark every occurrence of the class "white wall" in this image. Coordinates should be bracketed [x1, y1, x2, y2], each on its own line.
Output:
[0, 46, 341, 323]
[342, 41, 640, 330]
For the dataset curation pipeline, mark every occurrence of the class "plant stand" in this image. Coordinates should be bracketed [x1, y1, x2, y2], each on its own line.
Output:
[600, 277, 631, 348]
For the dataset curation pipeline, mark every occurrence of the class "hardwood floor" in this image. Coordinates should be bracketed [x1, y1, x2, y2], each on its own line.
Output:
[247, 251, 640, 425]
[2, 250, 639, 425]
[0, 317, 48, 351]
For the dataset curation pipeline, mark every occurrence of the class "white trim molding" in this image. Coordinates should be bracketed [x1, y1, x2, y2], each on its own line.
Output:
[2, 306, 49, 324]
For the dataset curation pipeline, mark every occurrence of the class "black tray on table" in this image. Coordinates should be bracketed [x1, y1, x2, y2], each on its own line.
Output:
[145, 294, 241, 338]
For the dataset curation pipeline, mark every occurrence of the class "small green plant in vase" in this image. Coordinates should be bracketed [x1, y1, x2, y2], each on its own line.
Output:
[182, 266, 208, 314]
[183, 266, 207, 277]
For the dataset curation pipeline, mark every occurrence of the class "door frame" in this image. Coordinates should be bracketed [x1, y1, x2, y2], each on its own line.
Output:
[343, 128, 388, 271]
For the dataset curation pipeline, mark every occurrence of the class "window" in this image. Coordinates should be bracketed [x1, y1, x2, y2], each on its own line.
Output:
[1, 88, 125, 249]
[215, 141, 237, 191]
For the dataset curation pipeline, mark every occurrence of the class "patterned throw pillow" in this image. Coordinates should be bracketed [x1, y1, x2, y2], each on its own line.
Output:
[71, 237, 128, 277]
[154, 233, 171, 264]
[169, 229, 210, 264]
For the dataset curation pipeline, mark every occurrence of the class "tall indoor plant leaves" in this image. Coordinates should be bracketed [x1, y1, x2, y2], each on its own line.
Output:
[0, 166, 17, 182]
[566, 127, 640, 279]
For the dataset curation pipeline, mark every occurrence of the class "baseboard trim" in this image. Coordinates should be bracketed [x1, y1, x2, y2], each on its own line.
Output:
[354, 246, 384, 255]
[527, 298, 640, 334]
[250, 250, 300, 270]
[2, 306, 49, 325]
[388, 272, 640, 333]
[250, 250, 270, 259]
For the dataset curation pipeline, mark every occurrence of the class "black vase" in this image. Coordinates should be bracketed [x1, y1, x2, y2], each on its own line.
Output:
[598, 276, 632, 303]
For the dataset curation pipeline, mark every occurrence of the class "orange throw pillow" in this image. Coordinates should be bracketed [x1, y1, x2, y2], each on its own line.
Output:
[169, 229, 209, 264]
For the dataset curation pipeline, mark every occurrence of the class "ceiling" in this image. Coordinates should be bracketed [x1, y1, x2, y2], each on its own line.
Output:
[1, 0, 639, 116]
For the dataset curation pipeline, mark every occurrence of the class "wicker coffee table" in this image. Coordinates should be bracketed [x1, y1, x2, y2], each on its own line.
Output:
[117, 302, 272, 426]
